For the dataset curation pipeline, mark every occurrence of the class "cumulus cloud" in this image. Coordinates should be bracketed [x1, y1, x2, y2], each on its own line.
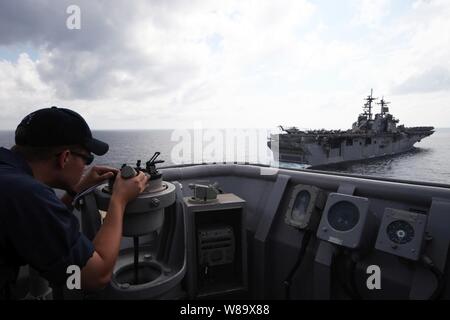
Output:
[0, 0, 449, 129]
[351, 0, 391, 27]
[393, 66, 450, 94]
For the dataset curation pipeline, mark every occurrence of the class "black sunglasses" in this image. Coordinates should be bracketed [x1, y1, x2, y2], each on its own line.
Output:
[69, 150, 94, 165]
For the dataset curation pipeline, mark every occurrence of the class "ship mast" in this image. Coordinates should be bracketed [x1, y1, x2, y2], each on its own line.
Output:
[363, 88, 378, 120]
[377, 96, 390, 116]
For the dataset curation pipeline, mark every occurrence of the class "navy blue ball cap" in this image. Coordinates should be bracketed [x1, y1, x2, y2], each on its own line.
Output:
[15, 106, 109, 156]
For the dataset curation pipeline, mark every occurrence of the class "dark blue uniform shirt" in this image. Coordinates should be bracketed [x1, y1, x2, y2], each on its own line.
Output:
[0, 147, 94, 285]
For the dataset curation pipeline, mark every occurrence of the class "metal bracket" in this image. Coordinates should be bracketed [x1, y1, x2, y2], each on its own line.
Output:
[79, 193, 101, 241]
[410, 197, 450, 300]
[313, 241, 338, 300]
[253, 174, 291, 299]
[337, 183, 356, 196]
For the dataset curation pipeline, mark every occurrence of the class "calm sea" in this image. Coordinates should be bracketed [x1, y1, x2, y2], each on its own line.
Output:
[1, 128, 449, 185]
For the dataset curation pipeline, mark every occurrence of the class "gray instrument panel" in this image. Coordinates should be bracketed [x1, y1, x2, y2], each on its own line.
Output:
[375, 208, 427, 261]
[316, 193, 373, 249]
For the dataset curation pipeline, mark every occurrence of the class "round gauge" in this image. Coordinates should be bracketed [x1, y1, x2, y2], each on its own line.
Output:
[292, 190, 311, 221]
[327, 201, 360, 232]
[386, 220, 415, 244]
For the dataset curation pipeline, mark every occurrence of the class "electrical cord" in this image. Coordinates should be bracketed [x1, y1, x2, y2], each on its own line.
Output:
[421, 255, 445, 300]
[283, 231, 312, 299]
[72, 181, 107, 206]
[332, 250, 357, 300]
[332, 249, 363, 300]
[348, 256, 362, 300]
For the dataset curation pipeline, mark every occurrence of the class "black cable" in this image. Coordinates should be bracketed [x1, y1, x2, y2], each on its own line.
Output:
[421, 255, 445, 300]
[348, 257, 362, 300]
[332, 250, 355, 299]
[284, 231, 312, 299]
[332, 250, 362, 300]
[134, 236, 140, 285]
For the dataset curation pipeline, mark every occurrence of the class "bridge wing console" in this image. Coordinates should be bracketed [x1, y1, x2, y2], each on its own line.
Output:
[375, 208, 427, 261]
[317, 193, 375, 249]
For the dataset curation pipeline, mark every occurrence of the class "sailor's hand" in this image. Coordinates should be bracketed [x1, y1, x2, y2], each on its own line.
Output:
[75, 165, 119, 193]
[112, 171, 149, 204]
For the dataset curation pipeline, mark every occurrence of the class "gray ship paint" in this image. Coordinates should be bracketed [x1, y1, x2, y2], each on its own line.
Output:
[269, 90, 434, 167]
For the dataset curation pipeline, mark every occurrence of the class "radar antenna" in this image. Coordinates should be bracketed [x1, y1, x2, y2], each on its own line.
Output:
[377, 96, 391, 115]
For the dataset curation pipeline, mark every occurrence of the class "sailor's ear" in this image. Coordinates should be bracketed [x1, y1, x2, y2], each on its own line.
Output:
[56, 149, 71, 168]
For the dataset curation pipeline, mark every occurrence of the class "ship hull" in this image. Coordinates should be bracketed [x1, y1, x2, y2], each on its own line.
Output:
[269, 132, 432, 167]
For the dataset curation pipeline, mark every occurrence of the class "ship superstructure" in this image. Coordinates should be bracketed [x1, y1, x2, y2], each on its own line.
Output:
[268, 90, 434, 167]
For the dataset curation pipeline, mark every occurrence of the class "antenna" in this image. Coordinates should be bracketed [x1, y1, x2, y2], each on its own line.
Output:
[363, 88, 378, 120]
[377, 96, 391, 115]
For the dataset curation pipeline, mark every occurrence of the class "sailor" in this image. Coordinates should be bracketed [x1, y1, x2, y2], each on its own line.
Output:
[0, 107, 149, 299]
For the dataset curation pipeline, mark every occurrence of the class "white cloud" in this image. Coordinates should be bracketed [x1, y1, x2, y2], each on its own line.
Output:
[351, 0, 391, 27]
[0, 0, 449, 130]
[0, 53, 55, 127]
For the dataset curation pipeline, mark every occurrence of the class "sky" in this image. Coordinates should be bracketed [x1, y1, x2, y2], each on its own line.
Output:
[0, 0, 449, 130]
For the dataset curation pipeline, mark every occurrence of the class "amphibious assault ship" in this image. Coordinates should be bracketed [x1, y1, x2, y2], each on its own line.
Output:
[268, 90, 435, 167]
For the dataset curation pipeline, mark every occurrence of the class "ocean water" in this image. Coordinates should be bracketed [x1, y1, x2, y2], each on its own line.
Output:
[1, 128, 449, 185]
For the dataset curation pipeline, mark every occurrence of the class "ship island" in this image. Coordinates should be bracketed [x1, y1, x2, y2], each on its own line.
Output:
[268, 90, 435, 167]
